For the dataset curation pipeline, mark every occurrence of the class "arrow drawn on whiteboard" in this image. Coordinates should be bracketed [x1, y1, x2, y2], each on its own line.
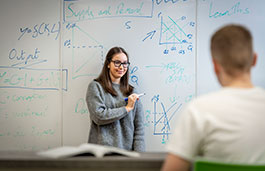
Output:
[142, 30, 156, 42]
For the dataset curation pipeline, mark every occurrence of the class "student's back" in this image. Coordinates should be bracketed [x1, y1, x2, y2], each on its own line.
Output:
[169, 87, 265, 163]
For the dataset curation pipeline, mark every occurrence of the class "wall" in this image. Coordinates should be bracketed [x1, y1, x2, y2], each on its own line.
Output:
[0, 0, 264, 152]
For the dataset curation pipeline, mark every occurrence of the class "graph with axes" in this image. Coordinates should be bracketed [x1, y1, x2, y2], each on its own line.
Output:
[146, 95, 183, 144]
[159, 15, 195, 55]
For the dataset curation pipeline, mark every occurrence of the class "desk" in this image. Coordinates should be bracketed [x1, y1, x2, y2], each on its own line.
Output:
[0, 151, 166, 171]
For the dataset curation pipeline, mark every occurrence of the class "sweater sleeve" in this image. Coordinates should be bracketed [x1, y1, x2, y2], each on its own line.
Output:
[86, 81, 128, 125]
[133, 99, 145, 152]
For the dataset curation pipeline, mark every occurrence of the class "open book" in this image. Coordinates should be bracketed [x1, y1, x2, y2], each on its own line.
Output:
[37, 143, 140, 158]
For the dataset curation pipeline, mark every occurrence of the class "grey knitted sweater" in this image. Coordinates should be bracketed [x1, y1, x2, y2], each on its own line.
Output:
[86, 80, 145, 152]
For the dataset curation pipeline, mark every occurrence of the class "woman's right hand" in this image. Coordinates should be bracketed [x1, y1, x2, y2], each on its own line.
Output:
[125, 93, 139, 112]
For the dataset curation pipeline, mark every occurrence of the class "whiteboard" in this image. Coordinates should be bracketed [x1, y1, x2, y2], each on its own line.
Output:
[0, 0, 62, 150]
[0, 0, 265, 152]
[61, 0, 196, 152]
[197, 0, 265, 95]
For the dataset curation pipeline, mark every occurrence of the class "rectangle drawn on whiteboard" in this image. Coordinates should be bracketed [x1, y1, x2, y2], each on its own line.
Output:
[0, 67, 68, 91]
[63, 0, 154, 22]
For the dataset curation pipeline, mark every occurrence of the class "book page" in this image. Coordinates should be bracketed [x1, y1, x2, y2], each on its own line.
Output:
[37, 143, 140, 158]
[79, 143, 140, 158]
[37, 146, 89, 158]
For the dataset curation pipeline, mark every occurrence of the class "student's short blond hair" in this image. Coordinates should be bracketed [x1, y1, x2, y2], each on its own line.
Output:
[211, 25, 253, 77]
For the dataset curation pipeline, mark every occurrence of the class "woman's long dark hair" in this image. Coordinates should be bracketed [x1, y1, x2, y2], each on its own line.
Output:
[95, 47, 133, 96]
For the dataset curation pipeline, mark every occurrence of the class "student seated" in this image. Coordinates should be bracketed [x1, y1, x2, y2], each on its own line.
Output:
[161, 24, 265, 171]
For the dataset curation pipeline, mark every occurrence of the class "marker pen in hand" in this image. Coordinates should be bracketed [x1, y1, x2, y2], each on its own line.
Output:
[124, 93, 146, 101]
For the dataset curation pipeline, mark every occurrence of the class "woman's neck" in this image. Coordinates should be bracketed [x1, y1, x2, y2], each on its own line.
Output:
[109, 74, 120, 84]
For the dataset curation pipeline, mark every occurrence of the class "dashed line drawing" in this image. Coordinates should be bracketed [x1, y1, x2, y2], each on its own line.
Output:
[65, 24, 104, 80]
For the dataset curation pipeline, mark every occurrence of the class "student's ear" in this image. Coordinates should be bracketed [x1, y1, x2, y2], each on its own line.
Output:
[212, 58, 225, 86]
[212, 58, 220, 75]
[252, 53, 257, 67]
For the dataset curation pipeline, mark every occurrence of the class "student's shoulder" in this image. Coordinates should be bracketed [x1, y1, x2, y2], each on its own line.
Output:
[254, 86, 265, 94]
[187, 90, 227, 109]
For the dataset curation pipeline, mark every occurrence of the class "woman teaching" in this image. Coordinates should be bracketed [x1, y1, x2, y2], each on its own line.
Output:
[86, 47, 145, 152]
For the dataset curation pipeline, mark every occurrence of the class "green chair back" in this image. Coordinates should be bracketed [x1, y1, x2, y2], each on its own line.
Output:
[194, 159, 265, 171]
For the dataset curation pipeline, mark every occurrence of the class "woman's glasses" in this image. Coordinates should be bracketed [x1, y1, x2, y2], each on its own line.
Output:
[111, 60, 130, 68]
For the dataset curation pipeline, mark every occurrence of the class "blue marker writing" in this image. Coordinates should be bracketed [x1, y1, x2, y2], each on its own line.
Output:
[125, 93, 146, 101]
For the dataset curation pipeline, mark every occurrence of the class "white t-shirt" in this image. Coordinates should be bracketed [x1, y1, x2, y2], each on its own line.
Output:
[167, 87, 265, 164]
